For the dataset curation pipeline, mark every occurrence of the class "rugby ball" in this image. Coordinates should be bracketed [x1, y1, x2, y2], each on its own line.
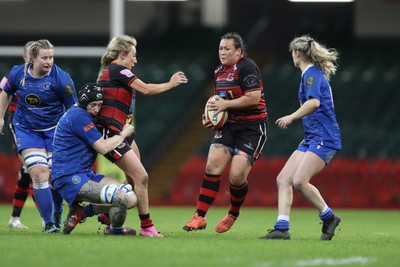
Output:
[204, 95, 228, 129]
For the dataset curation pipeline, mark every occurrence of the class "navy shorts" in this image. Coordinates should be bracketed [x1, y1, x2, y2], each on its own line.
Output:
[14, 124, 56, 153]
[211, 121, 268, 164]
[53, 171, 105, 206]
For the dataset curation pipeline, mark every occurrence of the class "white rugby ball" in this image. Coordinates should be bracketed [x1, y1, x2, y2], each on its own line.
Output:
[204, 95, 228, 129]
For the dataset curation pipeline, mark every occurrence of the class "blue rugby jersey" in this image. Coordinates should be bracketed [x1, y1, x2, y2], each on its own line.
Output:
[51, 105, 102, 180]
[3, 64, 77, 130]
[299, 65, 341, 150]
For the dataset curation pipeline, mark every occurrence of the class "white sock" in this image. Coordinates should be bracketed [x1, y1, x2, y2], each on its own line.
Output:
[277, 215, 290, 222]
[320, 205, 329, 214]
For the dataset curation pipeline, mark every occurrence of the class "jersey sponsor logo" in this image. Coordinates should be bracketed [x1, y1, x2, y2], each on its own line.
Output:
[218, 91, 227, 99]
[120, 69, 134, 78]
[65, 84, 74, 96]
[71, 175, 82, 185]
[306, 76, 315, 89]
[25, 94, 41, 107]
[243, 74, 258, 88]
[83, 122, 95, 132]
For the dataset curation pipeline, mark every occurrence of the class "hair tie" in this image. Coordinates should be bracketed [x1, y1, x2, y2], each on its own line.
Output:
[308, 38, 314, 45]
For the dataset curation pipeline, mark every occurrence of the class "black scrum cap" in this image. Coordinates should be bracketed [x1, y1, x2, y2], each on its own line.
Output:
[78, 83, 103, 109]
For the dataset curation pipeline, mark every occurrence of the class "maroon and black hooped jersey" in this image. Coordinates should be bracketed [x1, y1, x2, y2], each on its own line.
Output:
[214, 57, 267, 123]
[97, 62, 137, 133]
[1, 76, 17, 112]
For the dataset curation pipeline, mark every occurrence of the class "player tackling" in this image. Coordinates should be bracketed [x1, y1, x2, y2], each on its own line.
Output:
[51, 84, 138, 235]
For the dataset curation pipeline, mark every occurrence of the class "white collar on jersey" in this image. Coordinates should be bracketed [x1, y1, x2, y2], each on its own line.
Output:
[27, 65, 51, 78]
[301, 63, 314, 76]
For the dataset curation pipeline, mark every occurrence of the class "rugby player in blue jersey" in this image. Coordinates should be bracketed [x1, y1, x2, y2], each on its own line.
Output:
[0, 39, 77, 233]
[1, 41, 37, 229]
[52, 84, 137, 235]
[260, 35, 342, 241]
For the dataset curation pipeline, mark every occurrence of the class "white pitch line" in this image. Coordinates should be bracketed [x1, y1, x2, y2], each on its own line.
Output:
[294, 256, 376, 266]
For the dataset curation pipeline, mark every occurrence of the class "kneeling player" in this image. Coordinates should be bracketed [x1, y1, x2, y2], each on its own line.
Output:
[52, 83, 137, 235]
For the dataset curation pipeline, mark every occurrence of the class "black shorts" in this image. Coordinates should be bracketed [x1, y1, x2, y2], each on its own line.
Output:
[100, 127, 137, 163]
[211, 121, 268, 163]
[7, 111, 17, 153]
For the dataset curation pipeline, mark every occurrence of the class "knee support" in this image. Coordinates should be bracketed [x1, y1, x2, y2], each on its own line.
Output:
[100, 184, 137, 208]
[24, 152, 48, 170]
[100, 184, 119, 204]
[119, 184, 132, 194]
[119, 184, 138, 208]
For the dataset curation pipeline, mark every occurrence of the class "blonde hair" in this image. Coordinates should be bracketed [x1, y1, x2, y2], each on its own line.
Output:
[23, 41, 34, 62]
[289, 35, 338, 80]
[22, 39, 54, 86]
[99, 35, 137, 77]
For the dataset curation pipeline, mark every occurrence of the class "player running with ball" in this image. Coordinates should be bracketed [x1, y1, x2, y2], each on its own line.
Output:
[183, 32, 268, 233]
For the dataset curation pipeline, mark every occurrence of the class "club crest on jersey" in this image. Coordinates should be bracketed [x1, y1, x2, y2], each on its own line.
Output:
[25, 94, 41, 107]
[306, 77, 315, 89]
[43, 82, 51, 91]
[71, 175, 82, 185]
[244, 74, 258, 88]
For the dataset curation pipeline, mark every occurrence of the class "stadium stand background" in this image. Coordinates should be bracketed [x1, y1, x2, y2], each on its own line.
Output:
[0, 0, 399, 208]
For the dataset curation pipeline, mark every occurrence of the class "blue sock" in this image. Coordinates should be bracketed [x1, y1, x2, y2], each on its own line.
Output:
[274, 220, 289, 231]
[51, 188, 63, 213]
[110, 226, 123, 234]
[83, 204, 95, 218]
[319, 207, 334, 221]
[34, 187, 53, 224]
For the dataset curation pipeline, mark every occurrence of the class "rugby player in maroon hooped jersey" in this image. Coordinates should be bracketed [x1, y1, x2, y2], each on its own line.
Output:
[183, 32, 268, 233]
[91, 35, 187, 237]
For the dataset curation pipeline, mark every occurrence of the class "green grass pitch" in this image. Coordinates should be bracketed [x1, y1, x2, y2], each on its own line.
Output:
[1, 202, 399, 267]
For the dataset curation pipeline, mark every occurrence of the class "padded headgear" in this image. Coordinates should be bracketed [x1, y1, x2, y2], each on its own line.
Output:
[78, 83, 103, 109]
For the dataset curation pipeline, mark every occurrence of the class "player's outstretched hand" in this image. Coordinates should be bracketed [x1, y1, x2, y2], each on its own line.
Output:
[275, 115, 293, 129]
[170, 71, 188, 87]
